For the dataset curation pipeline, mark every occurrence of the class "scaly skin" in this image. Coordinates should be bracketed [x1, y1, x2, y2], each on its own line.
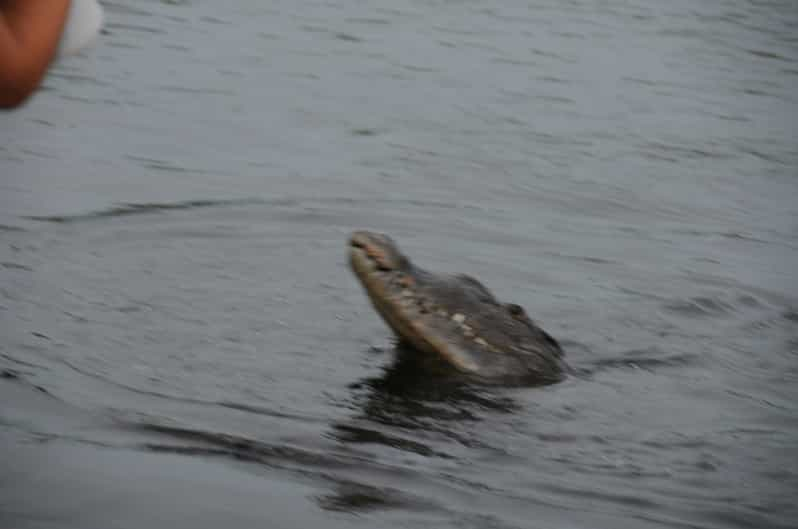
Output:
[349, 231, 566, 385]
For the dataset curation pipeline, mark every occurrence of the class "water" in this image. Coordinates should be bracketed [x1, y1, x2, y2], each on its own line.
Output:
[1, 1, 797, 528]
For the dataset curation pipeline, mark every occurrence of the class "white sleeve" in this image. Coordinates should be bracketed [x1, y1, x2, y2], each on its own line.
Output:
[58, 0, 104, 57]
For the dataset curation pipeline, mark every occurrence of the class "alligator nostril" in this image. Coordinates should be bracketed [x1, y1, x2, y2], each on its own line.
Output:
[507, 304, 525, 317]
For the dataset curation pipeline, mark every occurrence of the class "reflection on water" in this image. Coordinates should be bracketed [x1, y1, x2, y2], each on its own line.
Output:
[332, 343, 520, 460]
[347, 343, 520, 423]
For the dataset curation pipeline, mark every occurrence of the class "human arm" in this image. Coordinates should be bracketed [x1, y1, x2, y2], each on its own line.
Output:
[0, 0, 71, 108]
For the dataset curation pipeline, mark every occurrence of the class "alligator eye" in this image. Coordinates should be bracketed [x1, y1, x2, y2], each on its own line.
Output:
[506, 304, 525, 317]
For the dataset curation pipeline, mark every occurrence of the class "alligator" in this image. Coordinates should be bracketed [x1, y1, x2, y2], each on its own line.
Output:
[349, 231, 567, 384]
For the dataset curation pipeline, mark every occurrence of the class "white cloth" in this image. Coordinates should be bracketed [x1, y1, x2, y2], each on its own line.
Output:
[58, 0, 104, 57]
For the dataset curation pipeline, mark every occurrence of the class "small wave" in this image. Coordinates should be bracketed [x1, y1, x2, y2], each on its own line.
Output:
[0, 262, 33, 271]
[641, 432, 710, 450]
[663, 293, 790, 332]
[21, 195, 484, 224]
[746, 49, 795, 63]
[1, 368, 22, 380]
[545, 252, 616, 265]
[128, 420, 443, 515]
[155, 85, 235, 96]
[741, 308, 798, 333]
[0, 351, 48, 369]
[141, 443, 232, 457]
[316, 480, 435, 514]
[538, 481, 661, 510]
[24, 198, 266, 223]
[638, 140, 734, 162]
[55, 356, 328, 424]
[670, 228, 772, 245]
[662, 296, 737, 317]
[580, 347, 697, 375]
[217, 400, 326, 423]
[782, 310, 798, 323]
[0, 368, 53, 396]
[329, 423, 452, 458]
[132, 422, 346, 468]
[105, 22, 164, 35]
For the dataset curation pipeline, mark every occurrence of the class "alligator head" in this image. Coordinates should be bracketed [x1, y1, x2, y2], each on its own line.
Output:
[349, 231, 566, 384]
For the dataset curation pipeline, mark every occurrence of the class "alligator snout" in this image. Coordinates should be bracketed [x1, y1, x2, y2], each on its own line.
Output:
[349, 231, 407, 272]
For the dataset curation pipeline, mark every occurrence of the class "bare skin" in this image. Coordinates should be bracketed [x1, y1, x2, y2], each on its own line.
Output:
[0, 0, 71, 108]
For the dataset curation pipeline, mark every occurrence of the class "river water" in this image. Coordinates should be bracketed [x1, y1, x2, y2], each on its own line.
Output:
[1, 1, 797, 528]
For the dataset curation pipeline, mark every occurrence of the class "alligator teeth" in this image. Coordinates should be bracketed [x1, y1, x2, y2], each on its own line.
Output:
[452, 313, 465, 324]
[474, 337, 488, 347]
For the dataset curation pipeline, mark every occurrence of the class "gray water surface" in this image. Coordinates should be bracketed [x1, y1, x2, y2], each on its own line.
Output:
[2, 1, 797, 528]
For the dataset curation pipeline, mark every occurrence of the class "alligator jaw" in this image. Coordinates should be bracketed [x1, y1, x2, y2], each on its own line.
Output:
[349, 234, 479, 372]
